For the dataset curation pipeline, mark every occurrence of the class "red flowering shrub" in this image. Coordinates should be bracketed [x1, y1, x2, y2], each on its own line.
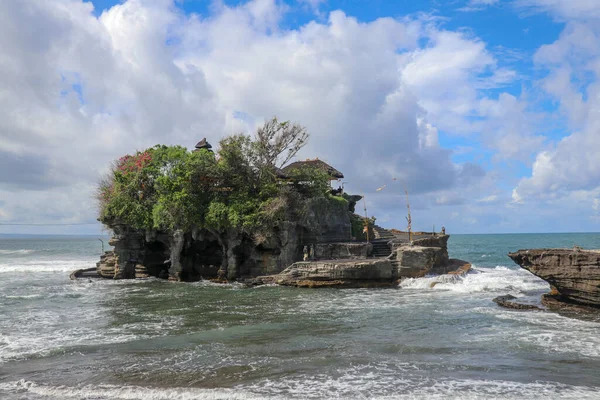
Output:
[115, 151, 153, 176]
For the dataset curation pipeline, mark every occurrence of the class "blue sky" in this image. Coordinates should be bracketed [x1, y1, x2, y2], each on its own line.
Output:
[1, 0, 599, 234]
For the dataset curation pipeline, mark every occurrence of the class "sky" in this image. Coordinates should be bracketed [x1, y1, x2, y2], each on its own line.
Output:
[1, 0, 600, 235]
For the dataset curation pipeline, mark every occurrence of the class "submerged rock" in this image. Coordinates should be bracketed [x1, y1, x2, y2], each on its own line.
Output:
[493, 294, 542, 311]
[508, 248, 600, 308]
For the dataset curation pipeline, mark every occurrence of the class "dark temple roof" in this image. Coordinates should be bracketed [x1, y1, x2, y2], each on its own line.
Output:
[274, 167, 289, 179]
[281, 159, 344, 179]
[195, 138, 212, 150]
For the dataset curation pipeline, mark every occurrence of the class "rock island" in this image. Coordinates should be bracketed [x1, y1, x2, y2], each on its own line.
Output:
[82, 118, 469, 287]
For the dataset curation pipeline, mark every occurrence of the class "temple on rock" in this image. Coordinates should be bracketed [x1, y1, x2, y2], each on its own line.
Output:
[83, 136, 470, 287]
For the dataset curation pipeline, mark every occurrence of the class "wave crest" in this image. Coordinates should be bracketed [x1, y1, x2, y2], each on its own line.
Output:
[400, 266, 549, 294]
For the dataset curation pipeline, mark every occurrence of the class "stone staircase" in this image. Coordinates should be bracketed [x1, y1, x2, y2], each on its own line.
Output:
[371, 240, 392, 258]
[369, 225, 396, 258]
[372, 225, 396, 240]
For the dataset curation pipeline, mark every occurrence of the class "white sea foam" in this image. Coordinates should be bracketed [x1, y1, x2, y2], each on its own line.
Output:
[241, 363, 600, 399]
[0, 249, 36, 255]
[0, 380, 266, 400]
[1, 378, 598, 400]
[398, 379, 600, 400]
[0, 320, 160, 364]
[400, 266, 549, 294]
[471, 307, 600, 357]
[0, 276, 185, 364]
[0, 259, 95, 273]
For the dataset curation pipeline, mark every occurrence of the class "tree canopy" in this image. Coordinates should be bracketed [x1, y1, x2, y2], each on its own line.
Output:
[97, 117, 332, 235]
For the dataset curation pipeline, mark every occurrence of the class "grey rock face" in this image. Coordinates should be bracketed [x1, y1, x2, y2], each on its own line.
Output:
[301, 197, 352, 243]
[393, 245, 445, 278]
[255, 258, 395, 288]
[247, 236, 471, 288]
[96, 195, 356, 281]
[509, 249, 600, 307]
[280, 259, 394, 281]
[493, 294, 542, 311]
[314, 242, 372, 260]
[169, 230, 185, 281]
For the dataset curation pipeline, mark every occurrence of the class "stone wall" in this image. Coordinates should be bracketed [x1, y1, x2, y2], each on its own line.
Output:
[300, 197, 352, 243]
[314, 242, 372, 260]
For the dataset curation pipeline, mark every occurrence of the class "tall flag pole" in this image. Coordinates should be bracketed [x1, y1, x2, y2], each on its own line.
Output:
[362, 193, 370, 242]
[404, 186, 412, 242]
[376, 178, 412, 242]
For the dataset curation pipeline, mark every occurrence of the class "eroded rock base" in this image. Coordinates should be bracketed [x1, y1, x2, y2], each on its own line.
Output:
[250, 257, 471, 288]
[508, 248, 600, 306]
[541, 294, 600, 313]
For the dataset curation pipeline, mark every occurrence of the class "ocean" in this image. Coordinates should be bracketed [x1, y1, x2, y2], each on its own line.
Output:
[1, 233, 600, 399]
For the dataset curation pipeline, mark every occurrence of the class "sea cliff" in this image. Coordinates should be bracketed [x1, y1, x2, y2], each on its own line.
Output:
[508, 248, 600, 309]
[97, 196, 356, 281]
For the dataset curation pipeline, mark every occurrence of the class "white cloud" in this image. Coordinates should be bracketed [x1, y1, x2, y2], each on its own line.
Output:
[477, 194, 498, 203]
[517, 0, 600, 21]
[475, 93, 545, 162]
[513, 18, 600, 202]
[459, 0, 500, 12]
[0, 0, 520, 233]
[299, 0, 326, 12]
[435, 194, 466, 205]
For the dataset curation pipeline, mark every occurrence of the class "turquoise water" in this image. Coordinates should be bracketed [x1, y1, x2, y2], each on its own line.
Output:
[450, 233, 600, 268]
[1, 233, 600, 399]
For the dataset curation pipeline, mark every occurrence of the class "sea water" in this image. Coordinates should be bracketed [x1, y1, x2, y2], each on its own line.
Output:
[1, 233, 600, 399]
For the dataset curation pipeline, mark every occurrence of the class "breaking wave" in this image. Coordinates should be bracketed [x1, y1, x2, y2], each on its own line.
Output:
[400, 266, 549, 294]
[0, 259, 95, 273]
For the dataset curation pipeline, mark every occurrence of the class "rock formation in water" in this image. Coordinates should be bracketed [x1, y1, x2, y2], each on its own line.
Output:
[508, 248, 600, 308]
[492, 294, 542, 311]
[97, 196, 355, 281]
[91, 122, 469, 286]
[249, 235, 471, 288]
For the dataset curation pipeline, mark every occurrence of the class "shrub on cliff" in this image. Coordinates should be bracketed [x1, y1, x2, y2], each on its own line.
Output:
[97, 117, 331, 236]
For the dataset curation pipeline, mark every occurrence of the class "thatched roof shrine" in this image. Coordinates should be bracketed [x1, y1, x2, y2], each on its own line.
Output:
[281, 159, 344, 180]
[194, 138, 212, 151]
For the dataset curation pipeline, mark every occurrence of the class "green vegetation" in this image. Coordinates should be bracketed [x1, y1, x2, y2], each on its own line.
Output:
[97, 118, 332, 235]
[350, 213, 375, 241]
[327, 193, 349, 207]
